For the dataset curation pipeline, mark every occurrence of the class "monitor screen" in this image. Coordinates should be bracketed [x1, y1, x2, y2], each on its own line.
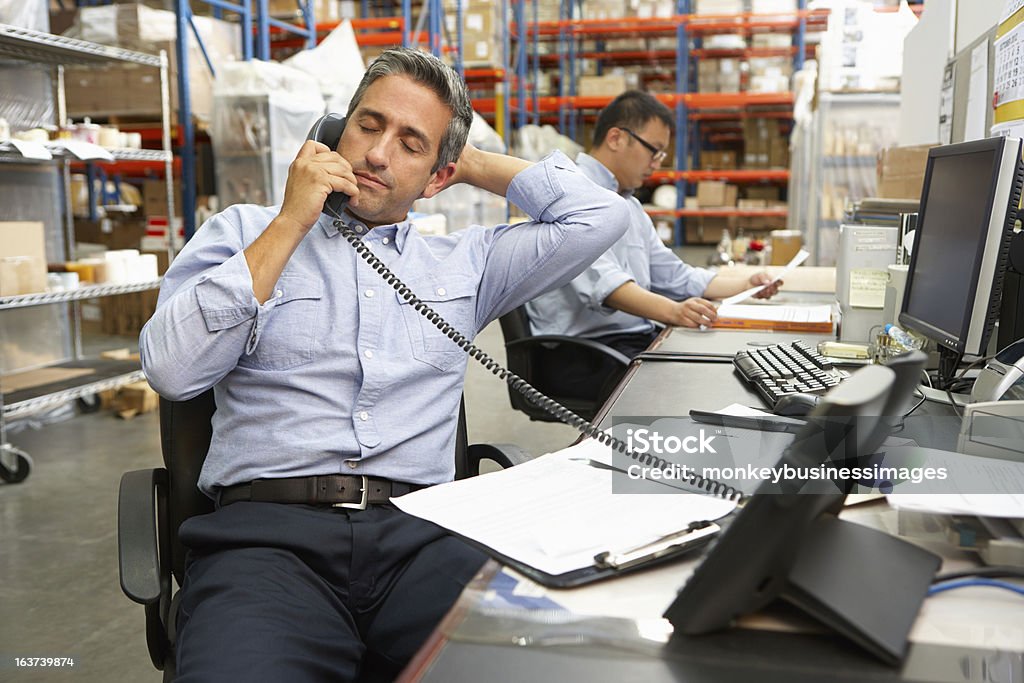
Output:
[900, 137, 1023, 357]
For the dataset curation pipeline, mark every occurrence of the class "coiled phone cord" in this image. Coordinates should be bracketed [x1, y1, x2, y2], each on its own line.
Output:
[338, 226, 744, 503]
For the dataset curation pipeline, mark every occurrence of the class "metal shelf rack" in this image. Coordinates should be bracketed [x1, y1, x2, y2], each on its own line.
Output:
[0, 23, 174, 484]
[505, 1, 812, 245]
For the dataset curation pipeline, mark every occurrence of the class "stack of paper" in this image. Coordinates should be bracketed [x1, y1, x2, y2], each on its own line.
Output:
[713, 303, 834, 333]
[392, 439, 736, 579]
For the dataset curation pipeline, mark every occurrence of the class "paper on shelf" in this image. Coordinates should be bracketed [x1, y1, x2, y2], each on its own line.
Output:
[8, 139, 51, 160]
[392, 438, 737, 577]
[721, 249, 810, 306]
[55, 140, 114, 161]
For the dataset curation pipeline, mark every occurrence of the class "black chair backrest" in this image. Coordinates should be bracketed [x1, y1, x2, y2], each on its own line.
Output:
[498, 305, 530, 344]
[159, 392, 216, 585]
[160, 390, 475, 582]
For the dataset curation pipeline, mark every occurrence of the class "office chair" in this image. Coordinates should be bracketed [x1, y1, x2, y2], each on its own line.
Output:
[498, 305, 630, 422]
[117, 390, 528, 681]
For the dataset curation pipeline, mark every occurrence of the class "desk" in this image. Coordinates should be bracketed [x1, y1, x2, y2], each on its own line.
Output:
[399, 328, 1024, 682]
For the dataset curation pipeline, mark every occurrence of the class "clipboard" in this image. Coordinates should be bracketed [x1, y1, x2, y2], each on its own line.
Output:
[459, 520, 721, 588]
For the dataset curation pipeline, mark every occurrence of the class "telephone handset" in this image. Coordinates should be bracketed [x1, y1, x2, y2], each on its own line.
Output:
[306, 112, 741, 501]
[306, 113, 350, 217]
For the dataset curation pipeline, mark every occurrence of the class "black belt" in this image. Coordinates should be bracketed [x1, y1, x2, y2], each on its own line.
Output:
[218, 475, 425, 509]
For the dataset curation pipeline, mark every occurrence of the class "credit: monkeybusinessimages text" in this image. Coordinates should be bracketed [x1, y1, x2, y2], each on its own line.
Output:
[626, 462, 949, 486]
[621, 427, 949, 485]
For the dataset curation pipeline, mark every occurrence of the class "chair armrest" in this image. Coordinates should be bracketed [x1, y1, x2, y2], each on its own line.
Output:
[118, 468, 167, 605]
[466, 443, 533, 474]
[506, 336, 630, 366]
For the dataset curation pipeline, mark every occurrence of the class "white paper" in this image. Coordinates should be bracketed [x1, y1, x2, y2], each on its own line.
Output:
[721, 249, 810, 306]
[392, 439, 736, 577]
[8, 139, 51, 160]
[55, 140, 114, 161]
[714, 403, 774, 417]
[964, 42, 990, 142]
[715, 303, 832, 324]
[887, 493, 1024, 517]
[885, 446, 1024, 515]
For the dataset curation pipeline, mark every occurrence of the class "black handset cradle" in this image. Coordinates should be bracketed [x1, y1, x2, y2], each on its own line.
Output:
[306, 113, 350, 217]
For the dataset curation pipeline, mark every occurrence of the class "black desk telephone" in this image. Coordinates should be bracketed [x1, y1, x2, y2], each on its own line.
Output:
[304, 113, 740, 501]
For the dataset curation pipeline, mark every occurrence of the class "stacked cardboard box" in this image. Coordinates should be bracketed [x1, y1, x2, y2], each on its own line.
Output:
[63, 4, 240, 122]
[0, 222, 48, 296]
[696, 181, 739, 208]
[876, 144, 934, 200]
[443, 0, 504, 67]
[743, 119, 789, 168]
[697, 59, 741, 93]
[693, 0, 742, 13]
[700, 150, 738, 170]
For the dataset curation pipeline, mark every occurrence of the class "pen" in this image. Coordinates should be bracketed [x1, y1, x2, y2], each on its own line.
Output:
[688, 409, 806, 434]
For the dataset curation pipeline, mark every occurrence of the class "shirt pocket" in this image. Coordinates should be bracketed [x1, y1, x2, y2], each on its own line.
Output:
[397, 274, 478, 372]
[238, 274, 322, 371]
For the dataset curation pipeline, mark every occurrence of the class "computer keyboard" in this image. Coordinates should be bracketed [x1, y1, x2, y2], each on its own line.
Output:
[733, 340, 852, 409]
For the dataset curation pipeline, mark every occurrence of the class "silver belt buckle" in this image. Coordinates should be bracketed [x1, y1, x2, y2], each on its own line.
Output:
[335, 475, 369, 510]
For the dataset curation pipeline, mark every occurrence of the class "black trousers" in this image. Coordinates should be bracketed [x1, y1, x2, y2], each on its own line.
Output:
[174, 501, 487, 682]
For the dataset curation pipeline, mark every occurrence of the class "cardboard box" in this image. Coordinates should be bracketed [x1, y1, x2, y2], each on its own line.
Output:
[687, 216, 737, 244]
[142, 179, 183, 219]
[696, 181, 738, 208]
[113, 380, 159, 419]
[700, 150, 738, 170]
[0, 222, 48, 296]
[876, 144, 934, 200]
[579, 74, 629, 97]
[75, 217, 149, 251]
[744, 186, 782, 202]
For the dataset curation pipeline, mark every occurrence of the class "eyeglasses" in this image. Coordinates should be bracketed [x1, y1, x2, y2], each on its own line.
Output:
[619, 127, 668, 164]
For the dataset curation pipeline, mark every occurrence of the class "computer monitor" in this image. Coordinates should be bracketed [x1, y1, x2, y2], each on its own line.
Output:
[899, 137, 1024, 361]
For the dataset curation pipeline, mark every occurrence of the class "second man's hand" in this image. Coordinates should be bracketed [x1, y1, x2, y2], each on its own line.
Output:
[672, 297, 718, 329]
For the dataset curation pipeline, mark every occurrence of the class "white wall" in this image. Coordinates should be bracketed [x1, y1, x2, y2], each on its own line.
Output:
[955, 0, 1003, 53]
[898, 0, 955, 144]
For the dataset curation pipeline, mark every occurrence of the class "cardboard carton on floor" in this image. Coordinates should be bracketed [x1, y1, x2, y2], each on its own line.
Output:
[113, 380, 159, 420]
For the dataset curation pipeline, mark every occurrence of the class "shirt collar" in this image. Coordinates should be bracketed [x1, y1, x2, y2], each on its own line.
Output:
[575, 152, 635, 199]
[317, 210, 410, 254]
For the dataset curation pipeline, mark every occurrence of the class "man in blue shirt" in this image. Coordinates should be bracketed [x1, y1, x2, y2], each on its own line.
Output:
[528, 91, 780, 365]
[140, 48, 628, 682]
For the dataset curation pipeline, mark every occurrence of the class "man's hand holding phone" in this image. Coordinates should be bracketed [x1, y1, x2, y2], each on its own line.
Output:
[277, 140, 361, 234]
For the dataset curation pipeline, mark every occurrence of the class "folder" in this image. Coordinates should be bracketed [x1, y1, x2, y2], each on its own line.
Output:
[476, 518, 721, 588]
[391, 439, 737, 588]
[712, 303, 834, 334]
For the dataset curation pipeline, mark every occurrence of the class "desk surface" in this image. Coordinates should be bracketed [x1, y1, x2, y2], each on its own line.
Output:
[400, 328, 1022, 683]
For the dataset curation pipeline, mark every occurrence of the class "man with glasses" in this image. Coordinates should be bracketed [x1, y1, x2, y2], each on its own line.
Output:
[527, 91, 780, 393]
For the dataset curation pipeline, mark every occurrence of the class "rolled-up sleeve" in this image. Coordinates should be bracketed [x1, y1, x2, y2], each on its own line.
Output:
[139, 210, 275, 400]
[476, 151, 630, 323]
[646, 227, 716, 300]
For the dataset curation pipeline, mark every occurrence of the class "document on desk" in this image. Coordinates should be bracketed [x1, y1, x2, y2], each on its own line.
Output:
[712, 303, 833, 333]
[720, 249, 810, 305]
[885, 447, 1024, 516]
[392, 438, 736, 581]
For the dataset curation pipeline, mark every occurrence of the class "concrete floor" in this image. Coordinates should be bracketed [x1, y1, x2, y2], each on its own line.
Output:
[0, 321, 579, 682]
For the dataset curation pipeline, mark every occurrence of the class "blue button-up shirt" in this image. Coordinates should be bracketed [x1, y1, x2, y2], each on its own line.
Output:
[140, 151, 628, 496]
[526, 153, 716, 338]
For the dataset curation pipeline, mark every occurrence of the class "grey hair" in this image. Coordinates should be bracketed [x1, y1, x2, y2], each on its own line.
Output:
[346, 47, 473, 173]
